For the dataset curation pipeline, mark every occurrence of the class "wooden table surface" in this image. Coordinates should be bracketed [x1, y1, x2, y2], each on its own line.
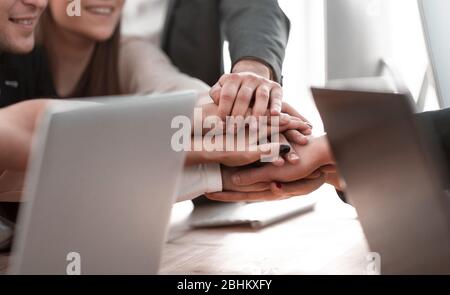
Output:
[161, 186, 370, 275]
[0, 185, 371, 275]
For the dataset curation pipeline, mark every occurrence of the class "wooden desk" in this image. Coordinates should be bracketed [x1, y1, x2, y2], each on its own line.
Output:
[0, 186, 371, 275]
[162, 186, 370, 275]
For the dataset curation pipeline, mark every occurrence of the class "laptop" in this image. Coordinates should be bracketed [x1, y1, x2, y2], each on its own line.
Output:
[7, 91, 197, 275]
[311, 87, 450, 274]
[189, 197, 317, 229]
[419, 0, 450, 109]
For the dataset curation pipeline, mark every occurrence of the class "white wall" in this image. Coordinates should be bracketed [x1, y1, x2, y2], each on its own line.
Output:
[278, 0, 439, 133]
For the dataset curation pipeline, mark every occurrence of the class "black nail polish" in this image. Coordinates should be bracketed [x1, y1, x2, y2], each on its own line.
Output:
[280, 144, 291, 155]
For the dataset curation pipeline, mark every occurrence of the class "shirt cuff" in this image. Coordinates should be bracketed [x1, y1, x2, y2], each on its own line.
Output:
[202, 163, 223, 193]
[175, 164, 223, 202]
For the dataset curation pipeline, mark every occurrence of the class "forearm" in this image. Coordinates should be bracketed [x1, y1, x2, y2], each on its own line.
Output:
[220, 0, 290, 82]
[0, 120, 29, 172]
[232, 59, 273, 80]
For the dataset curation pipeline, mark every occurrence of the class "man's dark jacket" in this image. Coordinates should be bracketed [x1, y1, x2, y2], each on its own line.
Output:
[161, 0, 290, 86]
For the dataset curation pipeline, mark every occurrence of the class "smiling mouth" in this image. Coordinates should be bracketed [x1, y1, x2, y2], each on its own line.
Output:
[85, 6, 115, 16]
[9, 17, 35, 26]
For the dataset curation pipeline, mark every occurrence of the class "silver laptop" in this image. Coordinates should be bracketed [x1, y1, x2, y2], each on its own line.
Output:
[311, 87, 450, 274]
[8, 92, 197, 275]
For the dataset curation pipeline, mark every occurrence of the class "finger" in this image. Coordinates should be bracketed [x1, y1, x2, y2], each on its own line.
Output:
[232, 182, 271, 193]
[269, 85, 283, 115]
[232, 164, 275, 186]
[320, 165, 338, 174]
[232, 84, 256, 117]
[281, 102, 312, 126]
[271, 176, 325, 197]
[282, 117, 313, 132]
[205, 190, 283, 203]
[279, 113, 291, 125]
[209, 83, 222, 104]
[279, 133, 299, 164]
[218, 77, 242, 120]
[224, 142, 281, 167]
[325, 172, 346, 191]
[273, 118, 312, 137]
[305, 170, 323, 179]
[283, 130, 309, 146]
[252, 83, 271, 117]
[272, 156, 285, 167]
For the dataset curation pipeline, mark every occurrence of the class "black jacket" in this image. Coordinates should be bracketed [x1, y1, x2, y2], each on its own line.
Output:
[161, 0, 290, 86]
[0, 47, 55, 108]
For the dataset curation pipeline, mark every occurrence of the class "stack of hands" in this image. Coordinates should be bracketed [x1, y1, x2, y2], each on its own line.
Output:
[185, 70, 345, 202]
[0, 69, 345, 203]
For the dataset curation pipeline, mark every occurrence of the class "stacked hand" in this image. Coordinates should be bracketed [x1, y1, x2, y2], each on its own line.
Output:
[186, 68, 344, 202]
[207, 136, 344, 202]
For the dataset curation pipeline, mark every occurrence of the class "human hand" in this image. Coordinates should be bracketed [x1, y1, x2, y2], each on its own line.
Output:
[0, 99, 51, 171]
[210, 58, 281, 119]
[206, 172, 326, 202]
[190, 103, 312, 166]
[229, 136, 335, 186]
[221, 166, 271, 192]
[209, 72, 282, 119]
[185, 135, 288, 167]
[320, 165, 346, 191]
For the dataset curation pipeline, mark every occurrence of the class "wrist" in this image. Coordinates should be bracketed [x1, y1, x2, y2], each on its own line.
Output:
[232, 59, 273, 80]
[185, 151, 206, 166]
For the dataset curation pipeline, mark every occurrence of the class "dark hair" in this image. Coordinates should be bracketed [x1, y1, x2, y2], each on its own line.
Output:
[37, 9, 122, 98]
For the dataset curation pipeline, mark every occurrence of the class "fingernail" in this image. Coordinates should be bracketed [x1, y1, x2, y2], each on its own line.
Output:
[232, 175, 241, 185]
[306, 122, 313, 129]
[280, 144, 291, 154]
[289, 153, 300, 161]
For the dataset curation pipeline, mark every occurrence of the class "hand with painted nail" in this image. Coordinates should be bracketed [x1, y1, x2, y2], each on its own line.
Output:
[206, 172, 326, 202]
[190, 103, 312, 166]
[229, 136, 335, 187]
[221, 166, 271, 193]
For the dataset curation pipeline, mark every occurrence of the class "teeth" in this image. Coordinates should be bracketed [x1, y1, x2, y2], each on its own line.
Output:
[87, 7, 113, 15]
[12, 19, 33, 25]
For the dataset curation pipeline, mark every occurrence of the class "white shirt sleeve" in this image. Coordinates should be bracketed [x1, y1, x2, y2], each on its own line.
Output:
[176, 164, 223, 203]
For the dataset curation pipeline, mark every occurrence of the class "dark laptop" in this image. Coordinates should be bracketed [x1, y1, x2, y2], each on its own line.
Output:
[311, 87, 450, 274]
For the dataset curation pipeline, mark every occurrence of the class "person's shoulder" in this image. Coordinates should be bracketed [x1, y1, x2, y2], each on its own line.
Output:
[119, 36, 172, 71]
[120, 36, 164, 55]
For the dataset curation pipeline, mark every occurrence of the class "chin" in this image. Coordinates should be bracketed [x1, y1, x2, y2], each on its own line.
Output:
[9, 38, 35, 54]
[90, 30, 116, 42]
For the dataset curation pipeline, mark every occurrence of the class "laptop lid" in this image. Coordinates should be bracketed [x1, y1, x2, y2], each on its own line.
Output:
[9, 91, 197, 275]
[419, 0, 450, 108]
[311, 87, 450, 274]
